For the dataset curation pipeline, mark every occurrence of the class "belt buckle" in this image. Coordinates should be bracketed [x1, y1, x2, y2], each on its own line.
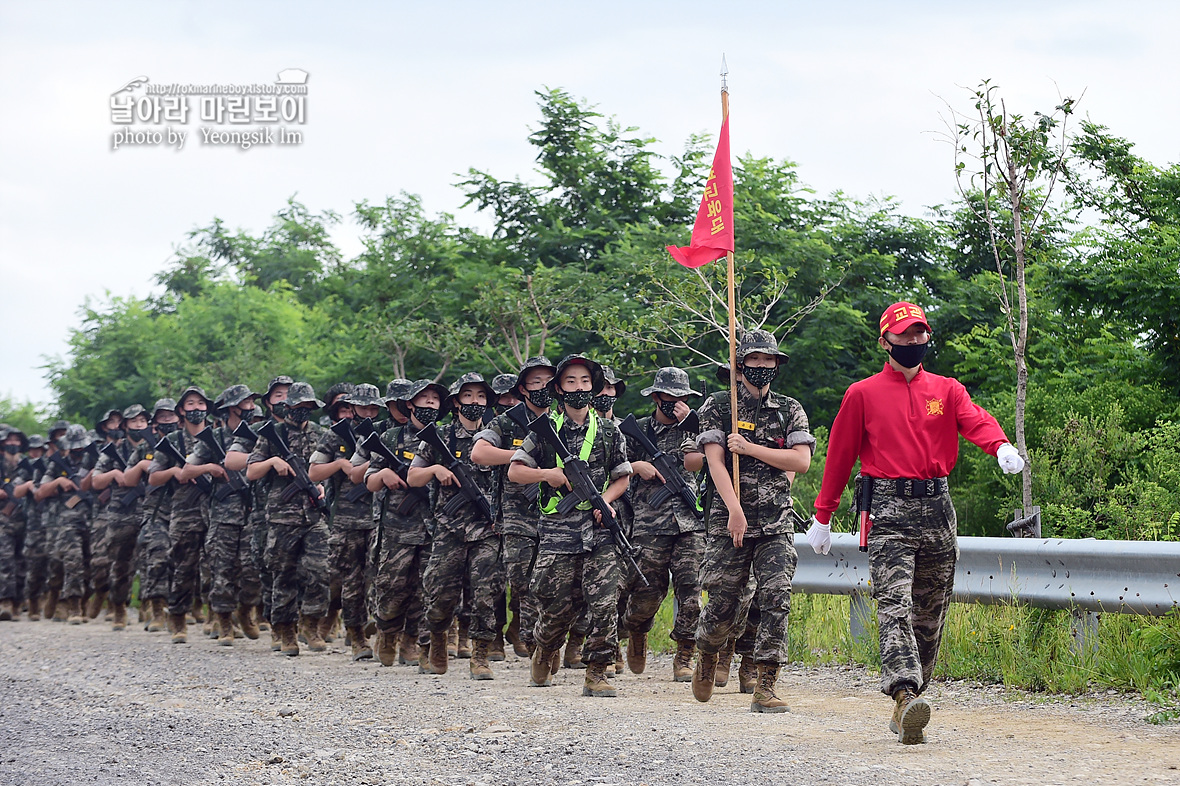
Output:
[915, 479, 929, 497]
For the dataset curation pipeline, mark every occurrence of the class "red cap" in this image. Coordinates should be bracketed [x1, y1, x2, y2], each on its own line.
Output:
[879, 302, 930, 336]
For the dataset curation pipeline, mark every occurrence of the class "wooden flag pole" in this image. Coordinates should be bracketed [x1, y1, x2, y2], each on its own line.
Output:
[722, 58, 739, 497]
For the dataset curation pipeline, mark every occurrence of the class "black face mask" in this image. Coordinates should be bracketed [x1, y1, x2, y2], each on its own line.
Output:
[886, 339, 929, 369]
[155, 422, 177, 436]
[459, 403, 487, 423]
[69, 450, 85, 462]
[286, 407, 311, 425]
[130, 428, 153, 442]
[271, 402, 288, 419]
[526, 387, 553, 409]
[592, 394, 617, 413]
[561, 390, 595, 410]
[741, 364, 778, 389]
[413, 406, 440, 426]
[657, 399, 681, 420]
[3, 444, 20, 455]
[106, 429, 125, 440]
[233, 407, 256, 422]
[184, 410, 207, 425]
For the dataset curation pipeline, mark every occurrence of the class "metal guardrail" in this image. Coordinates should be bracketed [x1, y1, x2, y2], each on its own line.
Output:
[795, 533, 1180, 616]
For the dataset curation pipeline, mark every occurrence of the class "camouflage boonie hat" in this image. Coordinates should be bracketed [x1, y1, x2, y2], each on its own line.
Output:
[641, 367, 700, 398]
[600, 366, 627, 398]
[58, 423, 93, 451]
[549, 354, 605, 396]
[324, 382, 356, 416]
[491, 374, 518, 396]
[286, 381, 325, 409]
[445, 372, 495, 410]
[215, 384, 258, 410]
[735, 329, 789, 364]
[151, 398, 177, 420]
[3, 427, 29, 451]
[121, 404, 147, 421]
[381, 378, 415, 405]
[95, 409, 123, 435]
[49, 419, 70, 436]
[174, 386, 213, 412]
[345, 383, 383, 408]
[266, 375, 295, 399]
[27, 434, 47, 450]
[514, 356, 557, 392]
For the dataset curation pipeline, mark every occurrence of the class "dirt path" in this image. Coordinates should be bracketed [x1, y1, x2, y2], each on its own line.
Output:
[1, 619, 1176, 785]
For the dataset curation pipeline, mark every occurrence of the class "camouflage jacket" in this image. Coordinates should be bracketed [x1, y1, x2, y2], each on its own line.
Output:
[188, 425, 249, 527]
[149, 429, 210, 533]
[247, 421, 325, 526]
[310, 428, 373, 531]
[91, 439, 144, 522]
[411, 421, 497, 543]
[35, 450, 95, 527]
[1, 455, 31, 524]
[628, 412, 703, 537]
[474, 410, 542, 539]
[363, 424, 431, 545]
[696, 385, 815, 538]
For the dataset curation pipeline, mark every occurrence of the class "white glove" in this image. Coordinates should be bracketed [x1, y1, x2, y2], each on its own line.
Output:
[805, 516, 831, 555]
[997, 443, 1025, 474]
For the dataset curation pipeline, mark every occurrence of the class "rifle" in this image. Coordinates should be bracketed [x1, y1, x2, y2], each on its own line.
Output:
[329, 418, 376, 504]
[256, 420, 328, 513]
[154, 434, 213, 495]
[502, 404, 541, 504]
[856, 474, 874, 553]
[194, 427, 251, 503]
[99, 442, 147, 511]
[231, 420, 261, 450]
[47, 447, 98, 509]
[517, 409, 647, 586]
[360, 432, 430, 516]
[414, 423, 494, 525]
[618, 414, 703, 520]
[1, 457, 32, 516]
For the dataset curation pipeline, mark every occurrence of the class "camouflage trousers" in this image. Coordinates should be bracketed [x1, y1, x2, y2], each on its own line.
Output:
[55, 516, 92, 601]
[0, 516, 26, 602]
[622, 531, 704, 643]
[371, 538, 427, 638]
[695, 532, 796, 665]
[89, 513, 113, 596]
[250, 515, 272, 620]
[105, 515, 140, 607]
[531, 543, 622, 664]
[732, 574, 759, 657]
[207, 520, 263, 614]
[167, 523, 208, 617]
[423, 530, 503, 642]
[867, 491, 958, 697]
[502, 533, 539, 648]
[265, 520, 331, 625]
[23, 517, 48, 603]
[136, 502, 172, 602]
[328, 528, 372, 629]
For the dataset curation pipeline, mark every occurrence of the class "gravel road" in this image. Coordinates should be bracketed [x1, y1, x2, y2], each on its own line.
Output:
[2, 619, 1177, 786]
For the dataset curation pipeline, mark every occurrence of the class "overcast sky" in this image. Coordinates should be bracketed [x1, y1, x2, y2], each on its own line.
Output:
[2, 0, 1177, 407]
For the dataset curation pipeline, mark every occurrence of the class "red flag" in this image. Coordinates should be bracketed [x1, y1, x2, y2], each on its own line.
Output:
[666, 115, 734, 268]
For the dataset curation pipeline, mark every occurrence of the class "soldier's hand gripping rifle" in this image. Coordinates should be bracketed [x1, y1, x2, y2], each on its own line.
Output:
[1, 457, 32, 517]
[193, 428, 250, 503]
[47, 446, 99, 509]
[414, 424, 494, 525]
[520, 409, 648, 587]
[330, 419, 376, 504]
[100, 442, 147, 511]
[154, 434, 213, 495]
[618, 414, 703, 520]
[255, 420, 328, 513]
[360, 432, 430, 515]
[503, 404, 541, 504]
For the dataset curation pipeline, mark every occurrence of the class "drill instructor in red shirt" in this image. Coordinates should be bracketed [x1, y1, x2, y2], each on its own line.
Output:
[805, 302, 1024, 744]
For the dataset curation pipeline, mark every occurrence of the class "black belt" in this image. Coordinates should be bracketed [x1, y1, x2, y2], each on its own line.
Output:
[870, 477, 949, 498]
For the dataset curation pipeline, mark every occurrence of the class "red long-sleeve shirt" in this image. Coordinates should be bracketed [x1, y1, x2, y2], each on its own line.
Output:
[813, 363, 1010, 524]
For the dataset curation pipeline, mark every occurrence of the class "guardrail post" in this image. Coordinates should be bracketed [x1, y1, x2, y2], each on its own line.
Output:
[849, 592, 873, 645]
[1069, 608, 1100, 655]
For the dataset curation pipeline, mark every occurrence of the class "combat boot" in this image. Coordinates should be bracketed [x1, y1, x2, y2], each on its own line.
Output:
[529, 646, 555, 687]
[398, 632, 419, 666]
[349, 626, 373, 661]
[738, 655, 759, 694]
[583, 661, 617, 697]
[191, 598, 205, 624]
[237, 604, 260, 640]
[279, 621, 299, 656]
[0, 599, 14, 621]
[373, 628, 396, 665]
[428, 630, 449, 674]
[270, 626, 282, 652]
[692, 650, 718, 702]
[469, 639, 494, 680]
[563, 633, 585, 669]
[672, 640, 695, 682]
[506, 615, 529, 657]
[147, 598, 167, 632]
[216, 612, 235, 646]
[111, 604, 128, 632]
[86, 590, 107, 620]
[26, 596, 41, 621]
[319, 609, 339, 643]
[169, 612, 188, 644]
[446, 620, 459, 658]
[550, 648, 561, 677]
[67, 598, 85, 625]
[303, 616, 328, 652]
[456, 622, 472, 658]
[889, 688, 930, 744]
[489, 629, 506, 662]
[626, 629, 647, 674]
[714, 639, 735, 687]
[750, 664, 790, 713]
[44, 588, 59, 620]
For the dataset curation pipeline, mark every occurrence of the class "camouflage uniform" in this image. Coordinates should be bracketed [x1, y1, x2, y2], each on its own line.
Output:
[192, 425, 259, 614]
[91, 438, 147, 609]
[412, 416, 503, 643]
[22, 477, 48, 608]
[0, 450, 31, 606]
[37, 427, 97, 603]
[249, 416, 329, 626]
[693, 375, 814, 665]
[132, 438, 173, 603]
[152, 428, 212, 617]
[512, 408, 632, 664]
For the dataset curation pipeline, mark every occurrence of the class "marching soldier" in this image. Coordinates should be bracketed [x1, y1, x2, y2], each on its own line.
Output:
[85, 409, 124, 619]
[0, 427, 33, 620]
[135, 400, 178, 630]
[39, 419, 70, 620]
[21, 434, 49, 620]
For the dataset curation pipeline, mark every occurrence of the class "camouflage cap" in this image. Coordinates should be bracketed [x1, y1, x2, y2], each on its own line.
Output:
[345, 383, 383, 408]
[640, 367, 700, 398]
[736, 329, 789, 364]
[215, 384, 258, 410]
[3, 427, 29, 451]
[491, 374, 518, 396]
[514, 356, 557, 392]
[600, 365, 627, 398]
[404, 379, 449, 407]
[266, 375, 295, 399]
[58, 423, 93, 451]
[324, 382, 356, 415]
[27, 434, 47, 450]
[445, 372, 495, 410]
[549, 354, 605, 396]
[121, 404, 147, 421]
[95, 408, 123, 434]
[174, 386, 213, 412]
[151, 398, 177, 420]
[50, 419, 70, 436]
[286, 381, 325, 409]
[381, 378, 415, 405]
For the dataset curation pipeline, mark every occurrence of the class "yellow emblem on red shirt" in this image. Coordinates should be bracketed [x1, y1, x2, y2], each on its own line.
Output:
[925, 398, 944, 416]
